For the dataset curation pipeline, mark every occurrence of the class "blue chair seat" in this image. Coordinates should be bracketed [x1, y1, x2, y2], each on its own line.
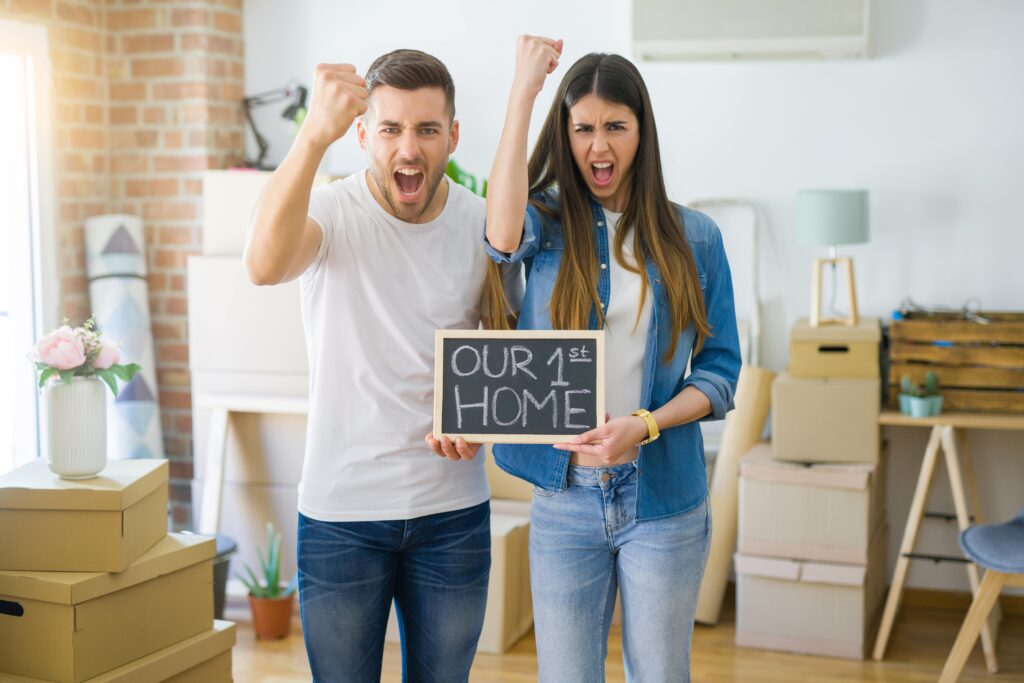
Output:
[959, 508, 1024, 574]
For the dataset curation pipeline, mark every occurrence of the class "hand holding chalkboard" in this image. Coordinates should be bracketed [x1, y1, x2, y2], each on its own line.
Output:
[423, 431, 482, 461]
[433, 330, 606, 444]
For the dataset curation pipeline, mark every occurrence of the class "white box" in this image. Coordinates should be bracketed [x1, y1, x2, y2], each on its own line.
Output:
[202, 169, 333, 256]
[739, 442, 886, 564]
[735, 527, 887, 660]
[187, 255, 307, 375]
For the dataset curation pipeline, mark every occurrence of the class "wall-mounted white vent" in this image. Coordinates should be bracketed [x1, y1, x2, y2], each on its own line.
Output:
[633, 0, 871, 61]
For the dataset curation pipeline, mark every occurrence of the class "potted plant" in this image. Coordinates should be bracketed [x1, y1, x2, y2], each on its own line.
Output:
[237, 522, 297, 640]
[924, 370, 943, 416]
[32, 317, 140, 479]
[899, 375, 914, 415]
[906, 383, 932, 418]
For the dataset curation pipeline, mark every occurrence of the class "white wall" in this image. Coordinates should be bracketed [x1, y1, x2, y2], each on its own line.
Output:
[243, 1, 1024, 594]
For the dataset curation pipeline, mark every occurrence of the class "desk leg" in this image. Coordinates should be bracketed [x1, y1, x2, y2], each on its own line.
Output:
[198, 407, 229, 536]
[873, 425, 942, 661]
[958, 430, 984, 525]
[941, 426, 1000, 674]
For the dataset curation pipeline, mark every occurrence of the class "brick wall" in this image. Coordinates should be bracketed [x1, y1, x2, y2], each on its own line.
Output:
[1, 0, 109, 323]
[0, 0, 246, 529]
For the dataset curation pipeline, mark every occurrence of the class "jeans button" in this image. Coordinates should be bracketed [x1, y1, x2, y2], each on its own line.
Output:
[600, 473, 612, 483]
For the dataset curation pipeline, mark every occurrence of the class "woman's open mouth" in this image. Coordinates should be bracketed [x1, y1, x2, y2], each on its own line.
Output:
[591, 161, 614, 189]
[394, 167, 425, 200]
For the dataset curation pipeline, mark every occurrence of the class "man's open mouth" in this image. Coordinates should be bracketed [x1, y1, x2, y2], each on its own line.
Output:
[394, 167, 424, 198]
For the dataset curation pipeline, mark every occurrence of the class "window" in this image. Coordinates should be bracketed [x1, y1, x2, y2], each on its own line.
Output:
[1, 19, 54, 473]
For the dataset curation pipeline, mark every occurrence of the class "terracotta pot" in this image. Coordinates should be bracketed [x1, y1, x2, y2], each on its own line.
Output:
[248, 592, 295, 640]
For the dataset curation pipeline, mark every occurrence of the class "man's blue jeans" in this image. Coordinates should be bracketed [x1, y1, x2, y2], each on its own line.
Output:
[530, 462, 711, 682]
[297, 501, 491, 682]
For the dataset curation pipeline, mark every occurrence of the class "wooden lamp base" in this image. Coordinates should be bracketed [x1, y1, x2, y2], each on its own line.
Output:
[810, 256, 859, 327]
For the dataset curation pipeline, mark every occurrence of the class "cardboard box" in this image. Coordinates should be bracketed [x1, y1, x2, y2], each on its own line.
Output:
[386, 512, 533, 654]
[789, 317, 880, 378]
[0, 459, 168, 572]
[485, 448, 533, 502]
[0, 534, 215, 683]
[771, 372, 880, 464]
[0, 620, 235, 683]
[739, 442, 886, 564]
[735, 527, 887, 659]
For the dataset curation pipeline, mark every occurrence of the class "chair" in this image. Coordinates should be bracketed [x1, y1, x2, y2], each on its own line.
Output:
[939, 509, 1024, 682]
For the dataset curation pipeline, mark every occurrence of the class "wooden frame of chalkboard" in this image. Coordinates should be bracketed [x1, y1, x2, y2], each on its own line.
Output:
[433, 329, 606, 444]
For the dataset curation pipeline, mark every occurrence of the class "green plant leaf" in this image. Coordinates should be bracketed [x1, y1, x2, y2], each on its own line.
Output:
[270, 531, 282, 594]
[35, 361, 49, 371]
[59, 370, 74, 385]
[243, 564, 267, 597]
[234, 570, 257, 595]
[256, 544, 270, 587]
[38, 367, 56, 389]
[281, 574, 298, 597]
[95, 369, 119, 397]
[110, 363, 141, 382]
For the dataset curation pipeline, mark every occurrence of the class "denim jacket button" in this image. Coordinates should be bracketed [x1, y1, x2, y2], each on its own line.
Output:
[597, 221, 604, 227]
[544, 241, 551, 248]
[600, 263, 607, 269]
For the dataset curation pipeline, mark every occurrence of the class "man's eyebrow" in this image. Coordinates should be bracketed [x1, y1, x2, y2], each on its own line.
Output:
[376, 120, 444, 128]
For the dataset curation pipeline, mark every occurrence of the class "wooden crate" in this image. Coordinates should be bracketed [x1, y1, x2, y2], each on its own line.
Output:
[887, 312, 1024, 414]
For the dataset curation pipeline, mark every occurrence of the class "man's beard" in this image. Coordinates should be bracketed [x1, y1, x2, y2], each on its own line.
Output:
[369, 161, 448, 223]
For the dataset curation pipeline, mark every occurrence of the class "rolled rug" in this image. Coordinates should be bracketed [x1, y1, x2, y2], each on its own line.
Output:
[84, 214, 165, 460]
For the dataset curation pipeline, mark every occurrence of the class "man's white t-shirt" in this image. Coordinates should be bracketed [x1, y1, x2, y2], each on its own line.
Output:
[297, 171, 519, 522]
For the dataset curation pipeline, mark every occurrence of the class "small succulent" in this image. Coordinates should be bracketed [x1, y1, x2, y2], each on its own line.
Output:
[235, 522, 297, 599]
[924, 371, 940, 397]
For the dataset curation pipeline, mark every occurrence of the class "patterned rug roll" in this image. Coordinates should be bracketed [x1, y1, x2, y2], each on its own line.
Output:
[84, 214, 165, 460]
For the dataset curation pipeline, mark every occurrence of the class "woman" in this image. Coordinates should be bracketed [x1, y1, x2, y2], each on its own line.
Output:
[483, 36, 742, 682]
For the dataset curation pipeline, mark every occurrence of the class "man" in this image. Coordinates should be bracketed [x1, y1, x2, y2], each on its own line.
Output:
[245, 50, 519, 682]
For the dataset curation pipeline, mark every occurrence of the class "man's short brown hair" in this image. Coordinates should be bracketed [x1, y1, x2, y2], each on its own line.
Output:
[365, 49, 455, 121]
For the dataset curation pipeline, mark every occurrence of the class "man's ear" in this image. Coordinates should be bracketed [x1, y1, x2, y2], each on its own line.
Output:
[356, 115, 368, 151]
[448, 118, 459, 155]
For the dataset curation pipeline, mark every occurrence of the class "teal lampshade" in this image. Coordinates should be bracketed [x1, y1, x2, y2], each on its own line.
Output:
[795, 189, 869, 246]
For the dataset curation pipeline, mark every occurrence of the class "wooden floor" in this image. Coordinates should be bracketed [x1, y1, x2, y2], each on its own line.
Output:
[227, 596, 1024, 682]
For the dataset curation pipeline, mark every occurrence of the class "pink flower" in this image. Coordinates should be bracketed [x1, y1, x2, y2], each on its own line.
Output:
[37, 326, 86, 371]
[93, 341, 121, 369]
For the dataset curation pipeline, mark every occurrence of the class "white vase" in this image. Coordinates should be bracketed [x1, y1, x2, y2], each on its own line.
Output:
[46, 376, 107, 479]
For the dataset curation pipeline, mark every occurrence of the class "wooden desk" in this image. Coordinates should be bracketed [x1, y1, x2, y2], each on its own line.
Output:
[873, 410, 1024, 672]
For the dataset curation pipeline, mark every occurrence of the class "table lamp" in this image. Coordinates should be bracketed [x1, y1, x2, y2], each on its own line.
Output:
[795, 189, 869, 327]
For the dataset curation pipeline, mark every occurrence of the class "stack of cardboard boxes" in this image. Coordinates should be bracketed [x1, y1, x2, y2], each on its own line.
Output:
[735, 318, 886, 659]
[0, 459, 235, 682]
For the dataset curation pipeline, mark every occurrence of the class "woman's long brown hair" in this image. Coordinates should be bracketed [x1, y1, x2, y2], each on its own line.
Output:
[485, 53, 710, 361]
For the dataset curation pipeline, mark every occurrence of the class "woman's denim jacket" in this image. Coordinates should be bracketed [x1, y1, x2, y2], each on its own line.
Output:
[484, 191, 742, 520]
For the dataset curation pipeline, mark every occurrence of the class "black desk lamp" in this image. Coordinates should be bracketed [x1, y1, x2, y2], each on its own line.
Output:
[243, 83, 308, 170]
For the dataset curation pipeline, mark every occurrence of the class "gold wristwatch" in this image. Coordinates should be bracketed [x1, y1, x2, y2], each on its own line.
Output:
[631, 409, 660, 445]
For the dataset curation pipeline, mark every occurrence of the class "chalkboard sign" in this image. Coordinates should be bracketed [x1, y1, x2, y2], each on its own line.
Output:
[434, 330, 606, 444]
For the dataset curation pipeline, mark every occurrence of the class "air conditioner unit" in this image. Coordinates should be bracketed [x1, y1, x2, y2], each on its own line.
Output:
[633, 0, 871, 61]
